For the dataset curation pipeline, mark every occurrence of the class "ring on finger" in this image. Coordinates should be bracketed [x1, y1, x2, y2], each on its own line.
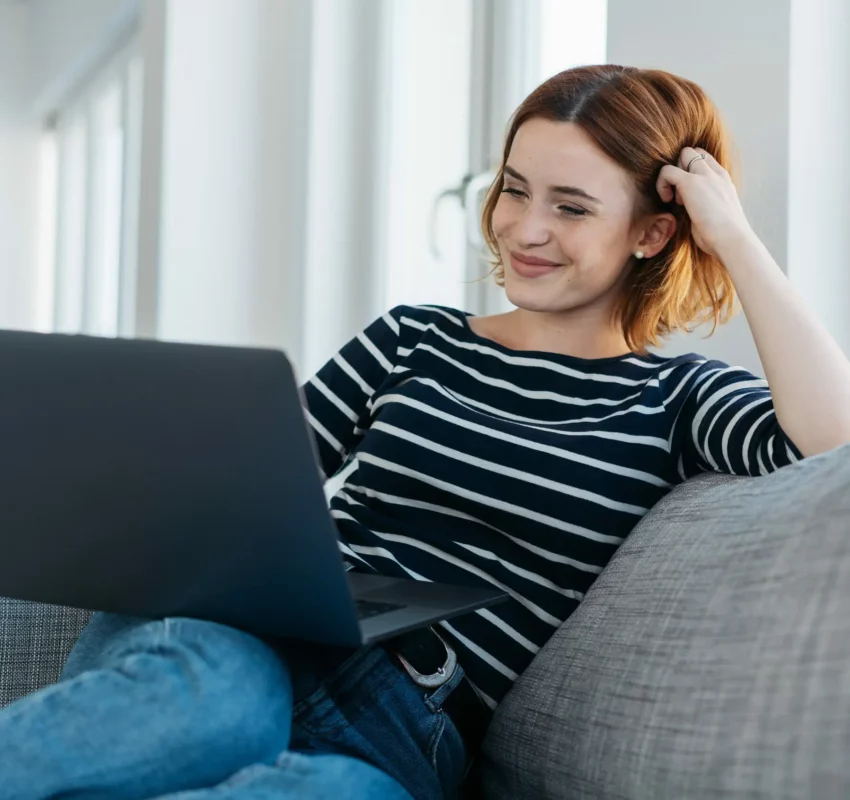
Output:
[686, 153, 708, 172]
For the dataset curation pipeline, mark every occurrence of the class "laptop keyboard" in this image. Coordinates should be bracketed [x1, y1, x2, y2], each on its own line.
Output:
[355, 599, 405, 620]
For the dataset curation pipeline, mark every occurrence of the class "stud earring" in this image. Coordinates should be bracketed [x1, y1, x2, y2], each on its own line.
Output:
[635, 250, 645, 259]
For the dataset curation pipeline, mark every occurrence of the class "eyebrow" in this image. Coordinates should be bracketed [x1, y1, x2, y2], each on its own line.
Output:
[503, 165, 602, 204]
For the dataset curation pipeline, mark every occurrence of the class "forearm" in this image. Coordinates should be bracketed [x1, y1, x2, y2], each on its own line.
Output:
[718, 232, 850, 457]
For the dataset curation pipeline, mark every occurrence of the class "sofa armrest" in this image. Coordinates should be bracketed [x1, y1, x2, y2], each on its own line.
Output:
[0, 598, 92, 708]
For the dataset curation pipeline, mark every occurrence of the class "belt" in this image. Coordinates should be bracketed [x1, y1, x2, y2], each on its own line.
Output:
[382, 627, 492, 754]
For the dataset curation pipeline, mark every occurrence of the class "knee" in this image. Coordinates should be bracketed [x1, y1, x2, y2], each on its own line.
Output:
[67, 614, 293, 759]
[149, 618, 293, 747]
[61, 612, 142, 679]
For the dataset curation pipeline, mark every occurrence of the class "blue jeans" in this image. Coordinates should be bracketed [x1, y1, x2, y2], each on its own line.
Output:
[0, 613, 470, 799]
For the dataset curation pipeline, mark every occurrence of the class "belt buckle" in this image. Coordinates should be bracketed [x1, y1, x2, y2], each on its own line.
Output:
[396, 629, 457, 689]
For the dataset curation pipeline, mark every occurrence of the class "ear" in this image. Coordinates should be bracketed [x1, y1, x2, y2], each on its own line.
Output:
[635, 213, 677, 258]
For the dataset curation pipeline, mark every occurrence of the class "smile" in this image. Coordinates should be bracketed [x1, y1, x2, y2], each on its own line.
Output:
[509, 252, 563, 278]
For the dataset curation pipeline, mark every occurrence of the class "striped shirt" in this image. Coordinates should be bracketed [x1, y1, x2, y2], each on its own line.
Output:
[301, 305, 801, 708]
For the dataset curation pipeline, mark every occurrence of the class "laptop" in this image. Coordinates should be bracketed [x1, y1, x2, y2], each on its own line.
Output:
[0, 329, 507, 647]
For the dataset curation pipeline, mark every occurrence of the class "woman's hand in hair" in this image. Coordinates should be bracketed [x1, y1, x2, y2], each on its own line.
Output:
[656, 147, 754, 260]
[662, 154, 850, 459]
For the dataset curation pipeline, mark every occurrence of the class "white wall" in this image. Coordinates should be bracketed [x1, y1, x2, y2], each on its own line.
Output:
[607, 0, 791, 375]
[0, 1, 39, 330]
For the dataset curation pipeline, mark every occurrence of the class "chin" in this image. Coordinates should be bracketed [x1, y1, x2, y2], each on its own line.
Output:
[504, 277, 572, 313]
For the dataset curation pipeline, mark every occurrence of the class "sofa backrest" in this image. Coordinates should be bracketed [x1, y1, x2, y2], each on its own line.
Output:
[481, 444, 850, 799]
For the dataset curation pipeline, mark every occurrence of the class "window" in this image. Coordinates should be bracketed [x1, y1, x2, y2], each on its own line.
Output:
[295, 0, 611, 377]
[381, 0, 609, 318]
[377, 0, 474, 313]
[43, 42, 143, 337]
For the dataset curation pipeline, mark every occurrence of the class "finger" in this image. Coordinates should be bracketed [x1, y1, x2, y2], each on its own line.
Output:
[677, 147, 698, 171]
[692, 147, 729, 179]
[679, 146, 711, 175]
[657, 163, 690, 204]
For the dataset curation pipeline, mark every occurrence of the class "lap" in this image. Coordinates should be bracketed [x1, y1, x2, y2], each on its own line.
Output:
[61, 613, 467, 800]
[283, 639, 468, 800]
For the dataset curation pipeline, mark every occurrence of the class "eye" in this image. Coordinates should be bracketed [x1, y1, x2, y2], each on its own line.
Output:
[558, 206, 588, 217]
[501, 188, 589, 218]
[502, 187, 588, 217]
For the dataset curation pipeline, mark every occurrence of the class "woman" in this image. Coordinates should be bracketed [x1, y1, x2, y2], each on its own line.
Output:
[5, 65, 850, 800]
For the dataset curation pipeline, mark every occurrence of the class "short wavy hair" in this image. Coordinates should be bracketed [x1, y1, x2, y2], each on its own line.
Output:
[481, 64, 739, 353]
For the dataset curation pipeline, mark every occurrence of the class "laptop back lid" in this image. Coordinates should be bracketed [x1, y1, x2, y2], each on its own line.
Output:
[0, 330, 364, 645]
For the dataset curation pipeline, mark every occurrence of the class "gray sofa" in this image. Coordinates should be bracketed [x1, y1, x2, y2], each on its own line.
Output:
[3, 444, 850, 799]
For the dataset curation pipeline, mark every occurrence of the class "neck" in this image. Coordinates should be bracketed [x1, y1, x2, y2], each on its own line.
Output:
[506, 306, 632, 360]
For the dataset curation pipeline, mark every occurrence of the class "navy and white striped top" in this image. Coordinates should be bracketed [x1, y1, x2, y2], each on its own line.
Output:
[301, 305, 801, 708]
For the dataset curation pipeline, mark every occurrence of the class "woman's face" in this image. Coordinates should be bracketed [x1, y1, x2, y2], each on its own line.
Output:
[492, 119, 654, 317]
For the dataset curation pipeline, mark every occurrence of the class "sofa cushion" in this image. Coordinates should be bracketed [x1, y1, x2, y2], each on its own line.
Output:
[480, 444, 850, 799]
[0, 598, 91, 708]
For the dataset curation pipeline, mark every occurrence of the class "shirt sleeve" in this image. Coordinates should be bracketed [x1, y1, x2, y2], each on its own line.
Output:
[667, 359, 804, 479]
[299, 306, 404, 481]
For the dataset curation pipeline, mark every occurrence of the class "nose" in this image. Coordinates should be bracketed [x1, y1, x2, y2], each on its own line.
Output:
[509, 202, 552, 248]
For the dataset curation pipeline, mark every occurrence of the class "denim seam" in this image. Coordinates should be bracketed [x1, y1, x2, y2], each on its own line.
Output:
[426, 708, 447, 773]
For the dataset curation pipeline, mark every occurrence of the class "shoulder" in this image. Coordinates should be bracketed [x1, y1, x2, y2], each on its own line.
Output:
[381, 304, 470, 340]
[387, 304, 469, 327]
[656, 352, 768, 409]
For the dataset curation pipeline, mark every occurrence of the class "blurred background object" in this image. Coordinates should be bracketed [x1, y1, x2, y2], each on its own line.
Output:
[1, 0, 847, 381]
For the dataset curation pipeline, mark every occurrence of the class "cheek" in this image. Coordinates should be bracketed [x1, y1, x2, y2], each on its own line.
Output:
[561, 231, 629, 284]
[557, 226, 599, 264]
[490, 197, 512, 239]
[572, 220, 630, 263]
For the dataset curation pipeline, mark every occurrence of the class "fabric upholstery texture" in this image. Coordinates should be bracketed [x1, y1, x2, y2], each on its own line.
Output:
[0, 598, 91, 708]
[480, 444, 850, 799]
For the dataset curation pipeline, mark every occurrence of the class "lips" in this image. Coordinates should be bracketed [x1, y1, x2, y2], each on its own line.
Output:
[509, 252, 562, 278]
